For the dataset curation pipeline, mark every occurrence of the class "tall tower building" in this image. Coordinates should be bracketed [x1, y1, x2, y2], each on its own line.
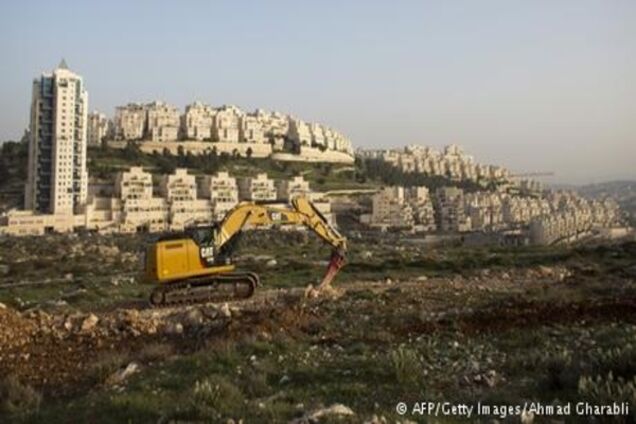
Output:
[25, 60, 89, 214]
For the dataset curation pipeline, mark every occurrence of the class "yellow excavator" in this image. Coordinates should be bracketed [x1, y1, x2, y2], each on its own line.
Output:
[143, 196, 347, 306]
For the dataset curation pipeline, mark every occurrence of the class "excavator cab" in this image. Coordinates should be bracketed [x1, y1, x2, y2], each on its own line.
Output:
[184, 224, 219, 265]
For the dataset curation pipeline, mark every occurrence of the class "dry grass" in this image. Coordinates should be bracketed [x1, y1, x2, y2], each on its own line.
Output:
[0, 375, 42, 418]
[136, 342, 174, 363]
[390, 345, 422, 388]
[89, 350, 132, 384]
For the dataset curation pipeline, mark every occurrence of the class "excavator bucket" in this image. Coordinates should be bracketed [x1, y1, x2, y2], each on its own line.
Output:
[316, 250, 346, 290]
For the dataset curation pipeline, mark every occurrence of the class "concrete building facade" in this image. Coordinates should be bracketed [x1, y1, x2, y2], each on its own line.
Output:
[114, 103, 146, 141]
[357, 144, 513, 187]
[277, 175, 311, 200]
[435, 187, 471, 232]
[146, 101, 180, 142]
[238, 173, 277, 202]
[110, 101, 354, 162]
[363, 187, 414, 230]
[159, 168, 212, 230]
[214, 106, 241, 143]
[183, 102, 215, 141]
[239, 115, 266, 144]
[87, 111, 110, 146]
[199, 172, 240, 220]
[405, 186, 436, 231]
[25, 60, 89, 215]
[114, 166, 167, 232]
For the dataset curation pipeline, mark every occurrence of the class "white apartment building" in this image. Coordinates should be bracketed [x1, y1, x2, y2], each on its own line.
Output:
[87, 111, 110, 146]
[199, 171, 240, 220]
[435, 187, 471, 232]
[239, 115, 265, 144]
[184, 102, 216, 140]
[238, 173, 277, 202]
[362, 186, 436, 231]
[310, 123, 326, 149]
[255, 109, 288, 142]
[357, 144, 517, 187]
[159, 168, 197, 201]
[502, 196, 551, 225]
[277, 175, 311, 200]
[288, 119, 312, 147]
[25, 60, 89, 215]
[529, 210, 594, 245]
[114, 166, 167, 232]
[464, 192, 505, 231]
[146, 101, 180, 142]
[110, 102, 354, 161]
[364, 187, 414, 230]
[405, 186, 436, 231]
[214, 106, 242, 143]
[114, 103, 146, 140]
[159, 168, 212, 230]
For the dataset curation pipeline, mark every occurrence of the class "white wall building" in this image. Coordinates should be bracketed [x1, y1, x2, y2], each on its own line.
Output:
[159, 168, 212, 230]
[435, 187, 471, 232]
[183, 101, 216, 140]
[405, 186, 436, 231]
[114, 103, 146, 141]
[199, 171, 240, 220]
[114, 166, 167, 232]
[364, 187, 414, 229]
[238, 173, 277, 202]
[25, 60, 89, 215]
[214, 105, 242, 143]
[87, 111, 110, 146]
[146, 101, 180, 142]
[277, 175, 311, 200]
[239, 115, 266, 144]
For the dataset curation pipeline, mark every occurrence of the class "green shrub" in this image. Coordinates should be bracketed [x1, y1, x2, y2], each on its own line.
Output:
[89, 351, 132, 384]
[390, 346, 422, 388]
[241, 371, 271, 398]
[588, 344, 636, 379]
[190, 375, 245, 420]
[578, 372, 636, 420]
[543, 349, 573, 391]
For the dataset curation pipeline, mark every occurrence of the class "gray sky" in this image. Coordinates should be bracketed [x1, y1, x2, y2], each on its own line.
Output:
[1, 0, 634, 184]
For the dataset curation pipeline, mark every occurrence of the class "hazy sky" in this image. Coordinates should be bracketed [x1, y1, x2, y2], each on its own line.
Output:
[0, 0, 634, 184]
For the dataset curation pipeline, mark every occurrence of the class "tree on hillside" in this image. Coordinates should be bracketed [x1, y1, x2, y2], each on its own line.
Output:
[124, 141, 142, 161]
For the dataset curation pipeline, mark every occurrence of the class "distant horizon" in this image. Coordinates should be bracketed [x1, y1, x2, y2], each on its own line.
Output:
[1, 1, 634, 185]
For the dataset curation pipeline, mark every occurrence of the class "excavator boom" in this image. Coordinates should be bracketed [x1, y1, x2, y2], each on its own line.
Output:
[214, 197, 346, 252]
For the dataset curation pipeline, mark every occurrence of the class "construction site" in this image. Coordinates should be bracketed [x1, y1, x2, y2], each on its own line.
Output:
[1, 3, 635, 421]
[0, 225, 635, 422]
[0, 112, 634, 423]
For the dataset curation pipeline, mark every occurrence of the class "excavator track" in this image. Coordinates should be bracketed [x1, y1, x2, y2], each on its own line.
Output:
[149, 272, 259, 307]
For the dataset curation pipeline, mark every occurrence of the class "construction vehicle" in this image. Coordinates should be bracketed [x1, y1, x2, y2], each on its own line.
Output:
[143, 196, 347, 307]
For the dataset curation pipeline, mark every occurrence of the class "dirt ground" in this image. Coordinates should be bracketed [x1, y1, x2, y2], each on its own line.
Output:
[2, 266, 635, 389]
[0, 238, 635, 422]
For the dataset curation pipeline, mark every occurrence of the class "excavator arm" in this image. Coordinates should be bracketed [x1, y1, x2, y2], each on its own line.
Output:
[213, 196, 347, 290]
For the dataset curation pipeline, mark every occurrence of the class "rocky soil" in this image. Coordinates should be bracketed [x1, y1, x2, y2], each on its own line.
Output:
[1, 263, 631, 395]
[0, 237, 634, 422]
